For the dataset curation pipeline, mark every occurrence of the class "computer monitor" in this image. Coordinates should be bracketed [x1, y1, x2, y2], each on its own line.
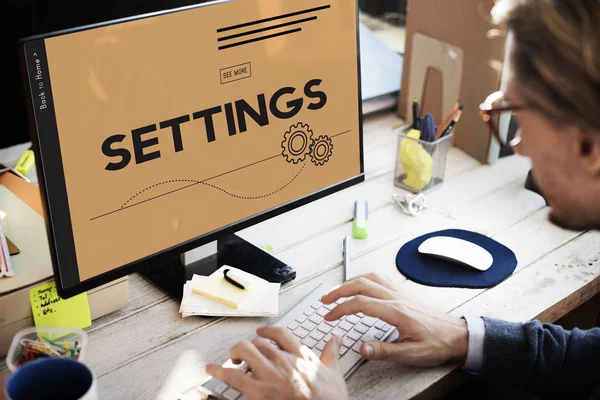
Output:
[20, 0, 364, 299]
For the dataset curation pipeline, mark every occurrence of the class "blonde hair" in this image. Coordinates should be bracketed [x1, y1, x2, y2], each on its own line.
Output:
[492, 0, 600, 134]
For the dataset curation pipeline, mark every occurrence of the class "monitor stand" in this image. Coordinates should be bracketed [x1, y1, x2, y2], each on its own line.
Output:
[138, 234, 296, 301]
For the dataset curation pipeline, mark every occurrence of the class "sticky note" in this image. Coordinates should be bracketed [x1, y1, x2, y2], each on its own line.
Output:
[191, 266, 270, 309]
[29, 281, 92, 329]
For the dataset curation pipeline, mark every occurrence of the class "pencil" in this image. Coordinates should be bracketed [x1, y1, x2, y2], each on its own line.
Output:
[434, 101, 460, 140]
[440, 106, 463, 138]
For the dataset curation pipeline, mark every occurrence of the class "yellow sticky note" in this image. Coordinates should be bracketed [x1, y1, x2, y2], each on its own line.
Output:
[29, 281, 92, 329]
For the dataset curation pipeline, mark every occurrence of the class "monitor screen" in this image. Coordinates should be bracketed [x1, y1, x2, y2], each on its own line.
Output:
[21, 0, 363, 297]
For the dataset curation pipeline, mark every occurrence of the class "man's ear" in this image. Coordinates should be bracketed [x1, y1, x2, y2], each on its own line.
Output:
[579, 133, 600, 177]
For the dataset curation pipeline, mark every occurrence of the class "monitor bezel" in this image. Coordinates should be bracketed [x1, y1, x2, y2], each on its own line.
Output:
[19, 0, 365, 298]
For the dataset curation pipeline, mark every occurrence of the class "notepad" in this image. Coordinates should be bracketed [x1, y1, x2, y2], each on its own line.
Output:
[180, 266, 280, 317]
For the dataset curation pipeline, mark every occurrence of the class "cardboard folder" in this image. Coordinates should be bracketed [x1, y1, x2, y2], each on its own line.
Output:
[398, 0, 506, 163]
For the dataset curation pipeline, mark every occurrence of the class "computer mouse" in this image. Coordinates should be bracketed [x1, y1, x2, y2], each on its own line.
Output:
[418, 236, 493, 271]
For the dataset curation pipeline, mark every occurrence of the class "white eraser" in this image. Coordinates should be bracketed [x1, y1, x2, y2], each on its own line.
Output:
[225, 268, 255, 291]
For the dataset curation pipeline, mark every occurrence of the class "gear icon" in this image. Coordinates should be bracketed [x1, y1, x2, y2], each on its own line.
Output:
[281, 123, 313, 164]
[309, 135, 333, 166]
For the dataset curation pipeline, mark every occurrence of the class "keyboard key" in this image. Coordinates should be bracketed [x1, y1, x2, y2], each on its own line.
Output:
[215, 382, 229, 394]
[293, 327, 310, 339]
[375, 331, 385, 340]
[343, 337, 355, 348]
[287, 322, 299, 331]
[339, 346, 349, 356]
[381, 323, 392, 332]
[323, 333, 333, 343]
[316, 308, 329, 317]
[354, 324, 368, 334]
[352, 341, 363, 354]
[375, 321, 385, 330]
[335, 297, 346, 305]
[316, 341, 326, 351]
[223, 387, 241, 400]
[309, 315, 323, 325]
[356, 312, 365, 318]
[302, 321, 317, 332]
[345, 315, 361, 325]
[323, 302, 336, 310]
[347, 330, 362, 341]
[310, 330, 326, 341]
[324, 319, 340, 327]
[304, 308, 316, 316]
[361, 327, 379, 342]
[338, 321, 354, 331]
[301, 337, 318, 349]
[331, 328, 345, 337]
[361, 316, 377, 327]
[296, 314, 308, 323]
[313, 348, 322, 358]
[311, 301, 323, 310]
[339, 348, 362, 372]
[317, 323, 332, 334]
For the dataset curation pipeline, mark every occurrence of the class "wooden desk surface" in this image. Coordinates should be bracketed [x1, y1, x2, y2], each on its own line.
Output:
[3, 111, 599, 399]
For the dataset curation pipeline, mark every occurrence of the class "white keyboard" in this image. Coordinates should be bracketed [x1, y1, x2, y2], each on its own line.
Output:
[195, 284, 398, 400]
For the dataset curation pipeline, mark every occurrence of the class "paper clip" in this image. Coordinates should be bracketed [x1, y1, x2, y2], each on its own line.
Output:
[392, 193, 428, 216]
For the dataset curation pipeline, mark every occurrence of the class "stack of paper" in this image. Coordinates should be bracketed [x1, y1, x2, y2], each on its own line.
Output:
[179, 266, 280, 317]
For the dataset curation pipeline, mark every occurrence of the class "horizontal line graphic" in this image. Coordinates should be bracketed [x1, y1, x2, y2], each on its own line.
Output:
[218, 16, 316, 42]
[216, 4, 330, 33]
[218, 28, 301, 50]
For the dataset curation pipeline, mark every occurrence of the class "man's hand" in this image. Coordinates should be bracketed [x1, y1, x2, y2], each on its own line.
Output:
[206, 326, 348, 400]
[321, 273, 468, 367]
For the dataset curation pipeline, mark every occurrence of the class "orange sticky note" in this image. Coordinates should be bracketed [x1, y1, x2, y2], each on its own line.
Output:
[29, 281, 92, 329]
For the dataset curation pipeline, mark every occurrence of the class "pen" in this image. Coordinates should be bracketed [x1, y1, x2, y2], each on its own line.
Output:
[412, 99, 420, 130]
[342, 236, 350, 282]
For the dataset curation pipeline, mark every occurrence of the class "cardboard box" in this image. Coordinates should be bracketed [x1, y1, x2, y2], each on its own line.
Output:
[398, 0, 506, 163]
[0, 168, 128, 355]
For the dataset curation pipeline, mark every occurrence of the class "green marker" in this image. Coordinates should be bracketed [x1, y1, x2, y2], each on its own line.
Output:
[352, 200, 368, 239]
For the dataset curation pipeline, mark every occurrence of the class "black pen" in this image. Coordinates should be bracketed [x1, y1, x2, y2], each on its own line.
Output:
[412, 99, 420, 130]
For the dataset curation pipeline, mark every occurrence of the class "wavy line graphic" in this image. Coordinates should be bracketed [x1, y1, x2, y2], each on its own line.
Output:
[90, 127, 351, 221]
[120, 161, 307, 209]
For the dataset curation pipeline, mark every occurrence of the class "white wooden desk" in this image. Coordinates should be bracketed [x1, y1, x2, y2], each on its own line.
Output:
[2, 111, 599, 399]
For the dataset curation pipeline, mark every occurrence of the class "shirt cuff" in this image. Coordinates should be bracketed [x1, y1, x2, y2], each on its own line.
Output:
[462, 315, 485, 373]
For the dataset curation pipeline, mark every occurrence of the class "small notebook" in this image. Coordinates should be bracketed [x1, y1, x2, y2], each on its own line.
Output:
[180, 266, 280, 317]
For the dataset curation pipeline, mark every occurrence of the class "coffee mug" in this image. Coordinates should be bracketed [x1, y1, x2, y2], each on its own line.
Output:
[5, 358, 97, 400]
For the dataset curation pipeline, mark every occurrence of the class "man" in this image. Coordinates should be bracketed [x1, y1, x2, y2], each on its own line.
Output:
[206, 0, 600, 398]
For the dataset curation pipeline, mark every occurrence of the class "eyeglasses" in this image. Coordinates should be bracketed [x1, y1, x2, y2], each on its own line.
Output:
[479, 91, 527, 149]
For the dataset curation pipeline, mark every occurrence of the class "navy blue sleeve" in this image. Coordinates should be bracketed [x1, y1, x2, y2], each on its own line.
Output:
[481, 317, 600, 398]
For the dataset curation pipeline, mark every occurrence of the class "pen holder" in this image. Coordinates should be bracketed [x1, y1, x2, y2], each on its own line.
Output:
[394, 125, 454, 193]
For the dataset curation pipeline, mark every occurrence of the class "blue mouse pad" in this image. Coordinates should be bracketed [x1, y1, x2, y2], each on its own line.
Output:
[396, 229, 518, 288]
